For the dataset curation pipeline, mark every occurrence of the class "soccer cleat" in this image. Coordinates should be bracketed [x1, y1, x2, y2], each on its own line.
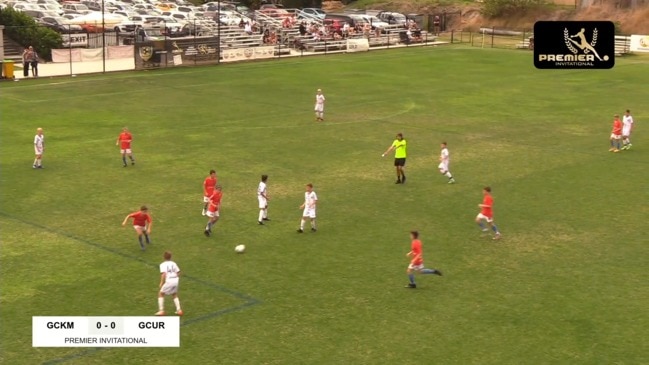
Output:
[258, 221, 264, 225]
[262, 218, 271, 221]
[311, 228, 317, 232]
[395, 179, 401, 184]
[434, 270, 443, 276]
[204, 230, 211, 237]
[493, 233, 502, 240]
[448, 178, 456, 184]
[175, 310, 183, 316]
[609, 148, 615, 152]
[37, 166, 43, 169]
[33, 165, 37, 169]
[627, 144, 632, 150]
[297, 229, 304, 233]
[202, 210, 206, 216]
[481, 228, 489, 232]
[405, 283, 417, 289]
[613, 149, 620, 153]
[401, 176, 406, 183]
[154, 311, 165, 316]
[131, 162, 135, 165]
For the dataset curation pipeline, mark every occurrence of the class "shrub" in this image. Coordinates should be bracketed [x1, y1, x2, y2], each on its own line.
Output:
[482, 0, 547, 18]
[0, 8, 62, 61]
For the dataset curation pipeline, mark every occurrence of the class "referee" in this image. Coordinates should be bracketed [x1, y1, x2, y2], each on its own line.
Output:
[382, 133, 407, 184]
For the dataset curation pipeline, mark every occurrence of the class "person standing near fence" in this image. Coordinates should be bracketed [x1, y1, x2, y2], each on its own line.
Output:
[21, 46, 31, 77]
[29, 46, 39, 77]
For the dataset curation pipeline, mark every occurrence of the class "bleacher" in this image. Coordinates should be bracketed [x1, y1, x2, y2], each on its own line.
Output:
[219, 26, 264, 48]
[615, 35, 631, 56]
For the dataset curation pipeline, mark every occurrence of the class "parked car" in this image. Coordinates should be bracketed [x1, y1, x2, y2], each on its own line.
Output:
[300, 7, 325, 19]
[62, 3, 90, 12]
[136, 26, 165, 41]
[37, 4, 64, 15]
[13, 3, 42, 12]
[40, 16, 84, 33]
[324, 13, 357, 28]
[377, 11, 406, 25]
[258, 8, 290, 19]
[23, 9, 59, 18]
[357, 15, 390, 30]
[114, 19, 139, 33]
[259, 3, 284, 9]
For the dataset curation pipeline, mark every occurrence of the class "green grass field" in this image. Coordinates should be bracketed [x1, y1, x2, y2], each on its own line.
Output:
[1, 46, 647, 365]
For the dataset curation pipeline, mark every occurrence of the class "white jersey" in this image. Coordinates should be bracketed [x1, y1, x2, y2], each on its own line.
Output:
[160, 260, 180, 283]
[622, 115, 634, 130]
[257, 181, 267, 197]
[304, 191, 318, 208]
[34, 134, 44, 150]
[315, 94, 325, 106]
[440, 148, 449, 164]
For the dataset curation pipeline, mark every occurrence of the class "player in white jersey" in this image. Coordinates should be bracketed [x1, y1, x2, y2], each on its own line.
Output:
[257, 174, 270, 225]
[621, 109, 634, 150]
[156, 251, 183, 316]
[314, 89, 325, 122]
[437, 142, 456, 184]
[33, 127, 44, 169]
[297, 183, 318, 233]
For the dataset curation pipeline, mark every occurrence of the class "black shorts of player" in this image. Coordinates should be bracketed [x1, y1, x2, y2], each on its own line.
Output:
[394, 158, 406, 167]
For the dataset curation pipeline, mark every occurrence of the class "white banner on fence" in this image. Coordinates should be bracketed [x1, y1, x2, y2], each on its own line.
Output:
[221, 46, 276, 63]
[346, 38, 369, 52]
[630, 35, 649, 53]
[52, 46, 133, 63]
[61, 34, 89, 48]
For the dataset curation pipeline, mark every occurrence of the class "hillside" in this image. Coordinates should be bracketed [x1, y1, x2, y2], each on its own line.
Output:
[335, 0, 649, 34]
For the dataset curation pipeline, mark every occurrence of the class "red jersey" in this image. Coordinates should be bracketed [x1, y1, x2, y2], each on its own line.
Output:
[410, 239, 423, 265]
[612, 119, 622, 135]
[203, 176, 217, 196]
[118, 132, 132, 149]
[208, 191, 222, 212]
[481, 194, 494, 218]
[128, 211, 151, 227]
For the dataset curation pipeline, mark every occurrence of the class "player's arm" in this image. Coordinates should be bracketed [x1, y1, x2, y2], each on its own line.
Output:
[203, 182, 208, 196]
[121, 213, 133, 226]
[382, 145, 395, 156]
[116, 136, 120, 146]
[406, 250, 413, 257]
[159, 272, 166, 289]
[146, 217, 152, 234]
[310, 198, 317, 209]
[478, 203, 492, 208]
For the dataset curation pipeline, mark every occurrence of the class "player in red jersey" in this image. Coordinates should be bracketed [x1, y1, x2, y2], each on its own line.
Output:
[204, 185, 222, 237]
[476, 186, 501, 240]
[202, 170, 218, 216]
[405, 231, 442, 289]
[116, 127, 135, 167]
[122, 205, 152, 250]
[609, 114, 622, 152]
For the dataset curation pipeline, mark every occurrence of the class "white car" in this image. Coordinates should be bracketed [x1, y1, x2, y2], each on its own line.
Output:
[360, 15, 390, 29]
[13, 3, 42, 11]
[219, 12, 249, 26]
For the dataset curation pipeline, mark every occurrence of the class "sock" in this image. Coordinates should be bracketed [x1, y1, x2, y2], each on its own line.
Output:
[311, 220, 316, 229]
[33, 158, 38, 166]
[444, 171, 453, 179]
[203, 203, 208, 211]
[610, 140, 614, 147]
[129, 155, 135, 162]
[158, 297, 164, 311]
[402, 173, 406, 179]
[122, 156, 127, 165]
[491, 225, 500, 234]
[616, 141, 621, 149]
[138, 235, 144, 247]
[408, 274, 415, 284]
[263, 209, 268, 219]
[421, 269, 436, 274]
[300, 219, 305, 230]
[173, 298, 181, 311]
[37, 159, 42, 166]
[258, 210, 264, 222]
[478, 221, 486, 229]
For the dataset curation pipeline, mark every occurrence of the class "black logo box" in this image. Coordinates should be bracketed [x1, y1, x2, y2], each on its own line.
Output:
[534, 21, 615, 69]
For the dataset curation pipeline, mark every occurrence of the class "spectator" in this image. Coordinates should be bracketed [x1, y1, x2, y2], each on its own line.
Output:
[21, 46, 31, 77]
[299, 21, 306, 36]
[239, 18, 245, 28]
[30, 46, 39, 77]
[342, 22, 349, 37]
[263, 29, 270, 43]
[282, 16, 291, 29]
[363, 23, 371, 39]
[270, 31, 277, 44]
[244, 22, 252, 35]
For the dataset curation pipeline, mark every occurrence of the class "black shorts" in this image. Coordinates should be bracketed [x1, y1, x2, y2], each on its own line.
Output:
[394, 158, 406, 167]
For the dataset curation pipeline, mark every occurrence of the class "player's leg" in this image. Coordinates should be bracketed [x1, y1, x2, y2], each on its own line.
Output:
[202, 197, 209, 216]
[33, 153, 40, 168]
[476, 214, 488, 232]
[155, 291, 165, 315]
[405, 266, 416, 288]
[421, 267, 443, 275]
[127, 150, 135, 164]
[400, 162, 406, 183]
[258, 208, 265, 224]
[489, 220, 501, 239]
[143, 226, 151, 244]
[172, 293, 183, 316]
[263, 205, 269, 221]
[615, 136, 621, 151]
[609, 135, 616, 151]
[310, 216, 317, 232]
[395, 165, 401, 184]
[441, 167, 455, 183]
[298, 215, 307, 233]
[121, 150, 128, 167]
[134, 227, 145, 250]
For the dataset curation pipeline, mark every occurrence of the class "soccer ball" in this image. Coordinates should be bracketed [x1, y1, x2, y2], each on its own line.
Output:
[234, 244, 246, 253]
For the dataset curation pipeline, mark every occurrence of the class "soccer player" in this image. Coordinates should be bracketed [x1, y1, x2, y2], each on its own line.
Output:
[257, 175, 270, 225]
[314, 89, 325, 121]
[122, 205, 152, 250]
[204, 185, 222, 237]
[155, 251, 183, 316]
[438, 142, 456, 184]
[202, 170, 218, 216]
[405, 231, 442, 289]
[476, 187, 501, 240]
[621, 109, 634, 150]
[33, 127, 44, 169]
[297, 183, 317, 233]
[382, 133, 407, 184]
[115, 127, 135, 167]
[609, 114, 622, 152]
